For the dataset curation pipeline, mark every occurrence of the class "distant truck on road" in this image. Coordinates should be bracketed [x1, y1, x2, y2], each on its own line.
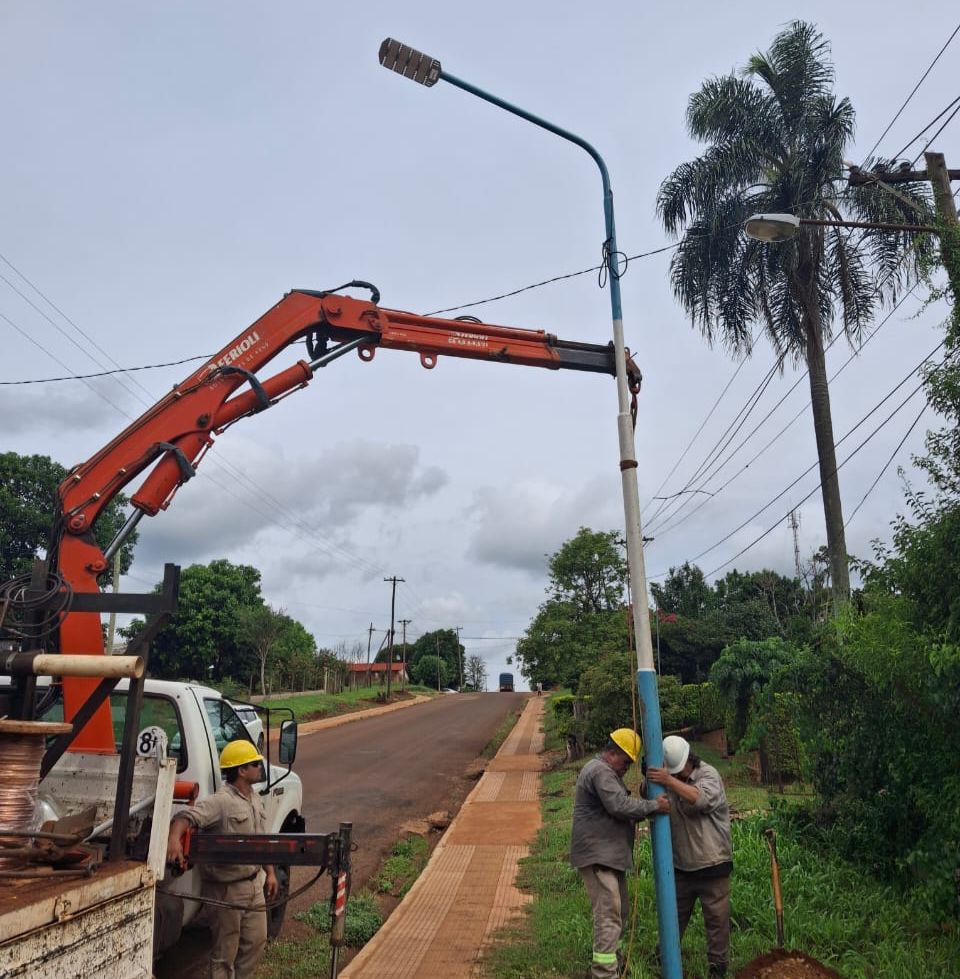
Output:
[498, 673, 515, 692]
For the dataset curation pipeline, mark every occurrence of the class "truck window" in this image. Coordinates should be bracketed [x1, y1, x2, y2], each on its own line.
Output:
[112, 695, 188, 772]
[39, 691, 188, 773]
[203, 698, 253, 755]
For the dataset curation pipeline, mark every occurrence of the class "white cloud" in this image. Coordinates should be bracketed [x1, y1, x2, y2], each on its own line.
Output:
[465, 476, 622, 574]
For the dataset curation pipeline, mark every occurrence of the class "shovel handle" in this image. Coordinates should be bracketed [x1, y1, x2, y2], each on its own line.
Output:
[764, 828, 785, 948]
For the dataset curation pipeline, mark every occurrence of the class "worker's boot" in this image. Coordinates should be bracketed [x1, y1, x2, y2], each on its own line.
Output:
[707, 963, 727, 978]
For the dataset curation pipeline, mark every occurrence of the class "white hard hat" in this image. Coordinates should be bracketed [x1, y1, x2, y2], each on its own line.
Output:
[663, 735, 690, 775]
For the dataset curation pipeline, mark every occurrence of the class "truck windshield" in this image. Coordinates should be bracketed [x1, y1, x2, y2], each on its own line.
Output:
[203, 697, 253, 754]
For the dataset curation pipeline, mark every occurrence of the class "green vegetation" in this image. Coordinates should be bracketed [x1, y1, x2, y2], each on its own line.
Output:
[483, 706, 522, 759]
[298, 891, 383, 946]
[1, 451, 138, 581]
[260, 685, 436, 722]
[374, 836, 430, 897]
[485, 754, 960, 979]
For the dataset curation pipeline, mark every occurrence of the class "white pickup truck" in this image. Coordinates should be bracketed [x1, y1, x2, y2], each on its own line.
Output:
[0, 678, 305, 977]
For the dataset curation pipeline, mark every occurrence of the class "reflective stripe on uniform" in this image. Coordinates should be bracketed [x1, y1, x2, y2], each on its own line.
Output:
[593, 951, 618, 964]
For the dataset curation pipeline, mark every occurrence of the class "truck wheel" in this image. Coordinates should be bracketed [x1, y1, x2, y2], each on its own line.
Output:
[267, 864, 290, 939]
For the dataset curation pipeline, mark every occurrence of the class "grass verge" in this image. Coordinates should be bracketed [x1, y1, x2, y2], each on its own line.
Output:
[374, 835, 430, 897]
[258, 685, 435, 722]
[485, 746, 960, 979]
[482, 704, 523, 759]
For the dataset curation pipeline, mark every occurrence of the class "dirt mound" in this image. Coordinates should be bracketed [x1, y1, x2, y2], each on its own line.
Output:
[736, 950, 842, 979]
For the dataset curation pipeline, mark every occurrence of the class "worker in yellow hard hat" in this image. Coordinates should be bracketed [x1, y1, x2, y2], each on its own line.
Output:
[569, 728, 669, 978]
[167, 740, 278, 979]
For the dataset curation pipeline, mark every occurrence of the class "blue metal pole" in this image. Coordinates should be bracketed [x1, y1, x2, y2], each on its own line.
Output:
[439, 69, 684, 979]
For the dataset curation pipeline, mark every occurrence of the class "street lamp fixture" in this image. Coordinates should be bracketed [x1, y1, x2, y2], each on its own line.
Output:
[379, 37, 683, 979]
[744, 212, 937, 242]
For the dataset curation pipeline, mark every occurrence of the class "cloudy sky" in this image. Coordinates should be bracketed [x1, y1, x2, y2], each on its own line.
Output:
[2, 3, 955, 690]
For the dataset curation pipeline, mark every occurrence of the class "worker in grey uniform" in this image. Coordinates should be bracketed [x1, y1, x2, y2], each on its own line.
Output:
[167, 739, 279, 979]
[647, 734, 732, 978]
[570, 728, 670, 978]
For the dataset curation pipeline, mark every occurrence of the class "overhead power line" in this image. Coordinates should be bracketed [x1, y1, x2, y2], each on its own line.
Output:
[649, 285, 922, 541]
[701, 377, 930, 580]
[911, 99, 960, 166]
[860, 20, 960, 164]
[844, 402, 928, 527]
[890, 94, 960, 162]
[0, 354, 213, 385]
[651, 343, 942, 581]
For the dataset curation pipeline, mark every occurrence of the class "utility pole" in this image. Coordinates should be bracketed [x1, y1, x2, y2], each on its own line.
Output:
[105, 548, 122, 655]
[848, 154, 959, 302]
[435, 634, 442, 692]
[399, 618, 411, 690]
[453, 625, 464, 691]
[788, 510, 803, 581]
[924, 152, 960, 306]
[384, 576, 404, 698]
[366, 622, 375, 689]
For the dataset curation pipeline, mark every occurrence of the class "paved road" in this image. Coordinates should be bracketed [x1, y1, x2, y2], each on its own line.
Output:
[154, 691, 527, 977]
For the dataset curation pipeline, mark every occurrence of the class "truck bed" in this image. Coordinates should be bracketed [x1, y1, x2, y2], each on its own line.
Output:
[0, 861, 155, 979]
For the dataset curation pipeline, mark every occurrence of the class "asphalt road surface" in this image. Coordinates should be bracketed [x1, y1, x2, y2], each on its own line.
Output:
[154, 691, 527, 977]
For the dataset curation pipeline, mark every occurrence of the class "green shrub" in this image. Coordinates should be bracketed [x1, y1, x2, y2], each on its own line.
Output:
[297, 891, 382, 947]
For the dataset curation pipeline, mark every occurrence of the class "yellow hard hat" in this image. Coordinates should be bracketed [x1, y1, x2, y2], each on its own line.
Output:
[610, 728, 642, 763]
[219, 740, 264, 770]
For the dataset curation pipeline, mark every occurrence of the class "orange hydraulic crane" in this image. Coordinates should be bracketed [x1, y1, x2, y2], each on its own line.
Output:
[48, 282, 641, 751]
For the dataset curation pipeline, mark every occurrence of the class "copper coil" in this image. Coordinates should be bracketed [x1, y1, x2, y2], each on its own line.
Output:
[0, 731, 45, 870]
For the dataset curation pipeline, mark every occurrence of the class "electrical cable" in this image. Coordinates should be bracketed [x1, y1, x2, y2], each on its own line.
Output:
[640, 338, 755, 518]
[158, 867, 326, 912]
[650, 340, 943, 575]
[911, 99, 960, 166]
[889, 94, 960, 163]
[0, 355, 213, 385]
[860, 20, 960, 165]
[701, 378, 931, 579]
[844, 401, 929, 527]
[650, 286, 921, 540]
[645, 358, 782, 534]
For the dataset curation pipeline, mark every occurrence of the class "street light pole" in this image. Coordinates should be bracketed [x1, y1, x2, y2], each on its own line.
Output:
[379, 39, 682, 977]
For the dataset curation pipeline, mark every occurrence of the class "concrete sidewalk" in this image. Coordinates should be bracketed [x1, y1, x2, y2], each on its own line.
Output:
[341, 697, 546, 979]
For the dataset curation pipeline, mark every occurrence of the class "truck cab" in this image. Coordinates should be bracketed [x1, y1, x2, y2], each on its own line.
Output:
[36, 679, 304, 950]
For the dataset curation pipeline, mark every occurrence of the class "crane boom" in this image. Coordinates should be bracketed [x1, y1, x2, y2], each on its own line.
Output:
[52, 285, 641, 750]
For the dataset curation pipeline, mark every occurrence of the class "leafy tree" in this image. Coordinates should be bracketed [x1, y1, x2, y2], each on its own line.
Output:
[411, 654, 447, 689]
[517, 528, 629, 689]
[464, 654, 487, 691]
[0, 452, 138, 580]
[123, 559, 263, 681]
[709, 637, 799, 749]
[407, 629, 463, 685]
[547, 527, 626, 614]
[657, 21, 931, 608]
[237, 604, 288, 696]
[651, 562, 713, 617]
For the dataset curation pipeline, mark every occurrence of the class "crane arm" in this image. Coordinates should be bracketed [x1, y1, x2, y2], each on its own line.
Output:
[52, 286, 641, 750]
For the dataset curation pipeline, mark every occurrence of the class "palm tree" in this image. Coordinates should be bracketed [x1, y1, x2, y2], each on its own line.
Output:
[657, 21, 930, 608]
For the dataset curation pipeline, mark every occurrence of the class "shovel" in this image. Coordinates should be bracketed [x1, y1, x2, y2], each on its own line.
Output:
[764, 827, 785, 948]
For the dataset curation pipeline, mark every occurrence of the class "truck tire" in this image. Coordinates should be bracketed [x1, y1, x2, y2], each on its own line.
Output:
[266, 864, 290, 939]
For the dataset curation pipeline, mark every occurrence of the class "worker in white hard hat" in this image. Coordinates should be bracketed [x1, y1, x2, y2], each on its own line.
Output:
[569, 728, 670, 979]
[647, 734, 732, 979]
[167, 740, 279, 979]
